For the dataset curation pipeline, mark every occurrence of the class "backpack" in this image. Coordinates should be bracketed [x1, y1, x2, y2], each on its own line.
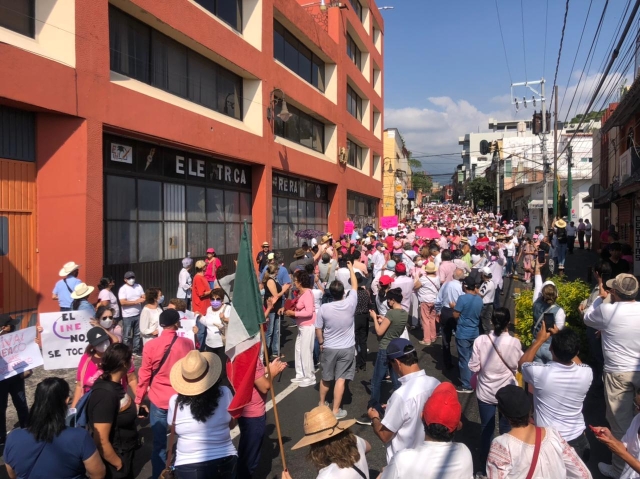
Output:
[557, 228, 567, 242]
[68, 389, 93, 428]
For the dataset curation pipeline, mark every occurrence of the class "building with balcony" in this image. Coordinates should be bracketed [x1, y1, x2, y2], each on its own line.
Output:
[382, 128, 412, 217]
[0, 0, 384, 322]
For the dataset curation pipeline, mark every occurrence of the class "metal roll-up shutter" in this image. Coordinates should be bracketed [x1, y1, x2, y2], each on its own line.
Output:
[617, 198, 632, 243]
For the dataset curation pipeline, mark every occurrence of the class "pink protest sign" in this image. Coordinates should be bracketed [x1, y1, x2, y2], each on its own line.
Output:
[380, 215, 398, 229]
[343, 221, 354, 235]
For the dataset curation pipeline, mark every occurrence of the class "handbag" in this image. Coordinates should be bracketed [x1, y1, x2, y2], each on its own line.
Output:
[149, 335, 178, 386]
[525, 427, 542, 479]
[488, 334, 516, 378]
[158, 406, 179, 479]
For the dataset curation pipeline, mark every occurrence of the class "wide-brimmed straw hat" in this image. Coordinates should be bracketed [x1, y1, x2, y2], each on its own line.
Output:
[59, 261, 80, 277]
[70, 283, 94, 299]
[555, 219, 567, 228]
[291, 405, 356, 450]
[170, 351, 222, 396]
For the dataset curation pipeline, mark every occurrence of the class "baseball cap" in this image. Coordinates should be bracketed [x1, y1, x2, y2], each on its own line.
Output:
[124, 271, 135, 279]
[606, 273, 639, 297]
[206, 248, 215, 254]
[481, 266, 492, 277]
[395, 263, 407, 274]
[496, 385, 530, 418]
[464, 276, 477, 289]
[379, 275, 394, 286]
[159, 309, 181, 327]
[87, 327, 110, 347]
[386, 338, 414, 360]
[422, 382, 461, 433]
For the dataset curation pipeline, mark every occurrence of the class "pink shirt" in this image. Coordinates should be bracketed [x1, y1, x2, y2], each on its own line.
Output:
[294, 289, 316, 327]
[242, 359, 267, 418]
[438, 261, 457, 284]
[77, 353, 135, 394]
[204, 257, 222, 283]
[469, 332, 523, 405]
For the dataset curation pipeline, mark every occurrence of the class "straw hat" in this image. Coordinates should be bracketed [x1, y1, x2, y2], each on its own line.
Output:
[70, 283, 94, 300]
[320, 234, 330, 245]
[291, 405, 356, 450]
[59, 261, 80, 277]
[555, 219, 567, 228]
[425, 262, 437, 274]
[170, 351, 222, 396]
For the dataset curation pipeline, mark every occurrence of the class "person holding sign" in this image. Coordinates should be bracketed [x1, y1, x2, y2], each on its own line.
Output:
[4, 377, 106, 479]
[199, 288, 230, 381]
[118, 272, 145, 357]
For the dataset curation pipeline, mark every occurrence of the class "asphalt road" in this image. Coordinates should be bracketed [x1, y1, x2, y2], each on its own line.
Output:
[0, 247, 614, 479]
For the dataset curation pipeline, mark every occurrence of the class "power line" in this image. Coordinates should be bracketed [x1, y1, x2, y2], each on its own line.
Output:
[550, 0, 571, 114]
[543, 0, 549, 77]
[495, 0, 513, 85]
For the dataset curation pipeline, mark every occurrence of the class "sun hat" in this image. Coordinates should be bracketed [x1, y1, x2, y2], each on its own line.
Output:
[262, 241, 269, 247]
[379, 275, 394, 286]
[425, 262, 437, 273]
[294, 248, 306, 259]
[496, 384, 530, 418]
[87, 327, 110, 347]
[555, 219, 567, 228]
[320, 234, 330, 245]
[182, 257, 193, 268]
[387, 338, 414, 360]
[70, 283, 94, 300]
[422, 382, 461, 433]
[124, 271, 135, 279]
[606, 273, 639, 297]
[386, 260, 396, 271]
[460, 237, 469, 245]
[206, 248, 215, 254]
[59, 261, 80, 277]
[291, 405, 356, 450]
[170, 351, 222, 397]
[159, 309, 181, 327]
[267, 252, 275, 260]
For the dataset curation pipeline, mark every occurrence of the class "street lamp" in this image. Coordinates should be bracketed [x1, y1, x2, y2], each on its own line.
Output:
[383, 157, 394, 174]
[266, 88, 292, 137]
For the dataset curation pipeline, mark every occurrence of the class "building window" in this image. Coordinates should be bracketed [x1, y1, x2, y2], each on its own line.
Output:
[0, 0, 34, 37]
[273, 20, 325, 92]
[0, 106, 35, 162]
[347, 191, 378, 229]
[349, 0, 363, 22]
[504, 159, 512, 178]
[347, 85, 363, 120]
[347, 140, 363, 169]
[347, 34, 362, 70]
[193, 0, 242, 31]
[274, 101, 325, 153]
[581, 157, 592, 163]
[109, 6, 243, 120]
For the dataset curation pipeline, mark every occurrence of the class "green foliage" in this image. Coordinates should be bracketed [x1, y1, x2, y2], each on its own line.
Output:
[569, 110, 605, 124]
[412, 171, 433, 193]
[467, 177, 496, 206]
[408, 158, 423, 169]
[514, 276, 591, 358]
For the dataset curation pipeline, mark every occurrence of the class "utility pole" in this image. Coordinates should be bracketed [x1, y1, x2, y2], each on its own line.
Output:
[494, 144, 500, 214]
[567, 145, 573, 222]
[540, 80, 549, 231]
[553, 85, 559, 217]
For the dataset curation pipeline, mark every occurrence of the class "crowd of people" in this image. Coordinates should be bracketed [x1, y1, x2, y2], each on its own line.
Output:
[0, 203, 638, 479]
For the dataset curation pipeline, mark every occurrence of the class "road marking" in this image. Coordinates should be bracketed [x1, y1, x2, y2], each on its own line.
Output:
[230, 381, 299, 439]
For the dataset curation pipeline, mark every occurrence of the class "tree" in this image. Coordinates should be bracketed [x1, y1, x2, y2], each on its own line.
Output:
[412, 171, 432, 193]
[467, 177, 496, 207]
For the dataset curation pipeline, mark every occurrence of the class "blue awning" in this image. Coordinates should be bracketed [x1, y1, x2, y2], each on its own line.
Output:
[407, 190, 415, 199]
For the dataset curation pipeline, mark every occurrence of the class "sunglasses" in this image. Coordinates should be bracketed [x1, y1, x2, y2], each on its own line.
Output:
[101, 315, 114, 320]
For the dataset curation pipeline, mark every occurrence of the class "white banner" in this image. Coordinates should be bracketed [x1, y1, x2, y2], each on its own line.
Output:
[0, 327, 44, 380]
[40, 310, 94, 370]
[159, 319, 196, 346]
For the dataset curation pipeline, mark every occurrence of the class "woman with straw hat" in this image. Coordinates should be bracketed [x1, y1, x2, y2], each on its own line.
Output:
[286, 405, 370, 479]
[70, 282, 95, 314]
[167, 350, 237, 477]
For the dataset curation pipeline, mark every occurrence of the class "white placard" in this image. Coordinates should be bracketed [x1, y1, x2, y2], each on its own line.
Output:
[159, 319, 196, 346]
[40, 310, 94, 370]
[110, 143, 133, 164]
[0, 327, 44, 380]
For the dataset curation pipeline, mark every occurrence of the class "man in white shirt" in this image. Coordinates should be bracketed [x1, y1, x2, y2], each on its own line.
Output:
[435, 269, 465, 370]
[391, 263, 414, 313]
[381, 382, 473, 479]
[334, 257, 353, 292]
[367, 338, 440, 462]
[478, 267, 495, 334]
[371, 243, 387, 279]
[519, 326, 593, 462]
[118, 271, 145, 355]
[584, 273, 640, 478]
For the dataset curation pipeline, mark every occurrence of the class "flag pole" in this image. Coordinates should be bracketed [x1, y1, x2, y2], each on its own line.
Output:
[259, 323, 288, 471]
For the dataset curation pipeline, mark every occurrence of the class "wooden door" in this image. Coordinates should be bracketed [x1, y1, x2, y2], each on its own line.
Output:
[0, 159, 37, 326]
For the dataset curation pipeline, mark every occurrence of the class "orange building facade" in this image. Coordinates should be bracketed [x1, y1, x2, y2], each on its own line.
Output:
[0, 0, 384, 323]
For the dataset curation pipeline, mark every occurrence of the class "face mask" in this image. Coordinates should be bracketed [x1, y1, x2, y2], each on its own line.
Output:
[100, 319, 113, 329]
[158, 295, 165, 305]
[126, 278, 135, 286]
[94, 341, 109, 353]
[211, 300, 222, 309]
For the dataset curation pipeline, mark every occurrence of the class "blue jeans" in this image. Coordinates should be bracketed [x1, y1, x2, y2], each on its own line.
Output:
[533, 339, 553, 364]
[493, 286, 501, 309]
[478, 399, 511, 472]
[237, 414, 266, 479]
[150, 402, 168, 479]
[456, 338, 474, 389]
[265, 312, 281, 357]
[368, 348, 399, 409]
[0, 375, 29, 443]
[506, 257, 514, 275]
[123, 314, 142, 354]
[557, 243, 567, 267]
[175, 455, 237, 479]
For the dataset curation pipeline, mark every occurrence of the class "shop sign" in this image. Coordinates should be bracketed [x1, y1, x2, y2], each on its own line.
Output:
[110, 143, 133, 164]
[272, 173, 328, 201]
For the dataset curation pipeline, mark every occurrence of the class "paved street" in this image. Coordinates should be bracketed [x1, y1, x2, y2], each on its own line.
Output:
[0, 247, 614, 479]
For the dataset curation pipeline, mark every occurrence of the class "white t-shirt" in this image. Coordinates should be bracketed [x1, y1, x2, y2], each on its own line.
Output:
[521, 361, 593, 441]
[583, 298, 640, 372]
[417, 275, 440, 303]
[391, 275, 415, 312]
[335, 268, 353, 291]
[479, 280, 496, 304]
[311, 289, 324, 312]
[381, 441, 474, 479]
[200, 305, 229, 349]
[167, 388, 236, 466]
[118, 283, 144, 318]
[98, 289, 120, 318]
[317, 435, 369, 479]
[381, 370, 440, 462]
[620, 412, 640, 479]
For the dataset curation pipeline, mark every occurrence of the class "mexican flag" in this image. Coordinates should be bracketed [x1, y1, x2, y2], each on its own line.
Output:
[225, 222, 265, 418]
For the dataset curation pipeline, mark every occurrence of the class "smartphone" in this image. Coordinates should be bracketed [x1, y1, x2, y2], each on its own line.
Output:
[138, 407, 149, 418]
[543, 312, 555, 331]
[537, 250, 546, 263]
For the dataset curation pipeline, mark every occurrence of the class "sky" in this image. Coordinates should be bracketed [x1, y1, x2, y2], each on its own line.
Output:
[381, 0, 636, 180]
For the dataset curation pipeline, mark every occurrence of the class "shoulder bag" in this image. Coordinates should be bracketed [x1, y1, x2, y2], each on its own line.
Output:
[488, 334, 516, 377]
[525, 427, 542, 479]
[158, 406, 179, 479]
[149, 335, 178, 386]
[532, 304, 557, 334]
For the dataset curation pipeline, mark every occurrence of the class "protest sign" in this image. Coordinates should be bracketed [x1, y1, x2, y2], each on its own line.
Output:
[40, 310, 94, 370]
[343, 221, 354, 235]
[380, 215, 398, 229]
[0, 327, 44, 380]
[159, 319, 196, 346]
